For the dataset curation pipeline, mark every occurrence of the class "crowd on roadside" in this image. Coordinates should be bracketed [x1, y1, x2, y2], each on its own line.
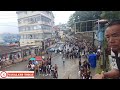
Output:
[27, 56, 58, 79]
[62, 38, 102, 79]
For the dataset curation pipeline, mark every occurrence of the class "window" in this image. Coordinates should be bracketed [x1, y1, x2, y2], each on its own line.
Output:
[36, 34, 39, 39]
[21, 35, 24, 39]
[38, 33, 42, 39]
[28, 18, 33, 24]
[34, 25, 37, 30]
[24, 26, 26, 31]
[41, 15, 51, 23]
[19, 27, 21, 31]
[26, 34, 28, 39]
[20, 35, 23, 39]
[41, 25, 51, 30]
[28, 26, 30, 30]
[18, 19, 21, 24]
[33, 34, 35, 39]
[37, 25, 41, 29]
[20, 27, 22, 31]
[22, 26, 25, 31]
[34, 17, 37, 23]
[36, 16, 41, 21]
[26, 26, 28, 31]
[29, 26, 32, 30]
[24, 18, 28, 23]
[25, 35, 27, 39]
[29, 34, 33, 39]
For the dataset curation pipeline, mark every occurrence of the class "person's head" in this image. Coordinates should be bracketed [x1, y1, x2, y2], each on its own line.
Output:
[105, 20, 120, 53]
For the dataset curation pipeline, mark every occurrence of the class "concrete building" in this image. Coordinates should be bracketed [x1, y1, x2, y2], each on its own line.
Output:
[16, 11, 54, 49]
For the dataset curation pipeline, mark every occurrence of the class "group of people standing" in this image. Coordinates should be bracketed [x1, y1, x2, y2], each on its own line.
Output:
[27, 55, 58, 79]
[64, 38, 97, 79]
[78, 60, 92, 79]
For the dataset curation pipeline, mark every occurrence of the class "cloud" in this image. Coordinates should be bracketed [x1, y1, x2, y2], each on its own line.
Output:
[52, 11, 75, 25]
[0, 11, 18, 34]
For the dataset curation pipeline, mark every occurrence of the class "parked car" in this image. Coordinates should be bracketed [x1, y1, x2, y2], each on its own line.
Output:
[46, 47, 55, 52]
[58, 44, 64, 52]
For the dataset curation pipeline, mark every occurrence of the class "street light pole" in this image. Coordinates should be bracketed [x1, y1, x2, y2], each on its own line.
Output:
[93, 31, 95, 48]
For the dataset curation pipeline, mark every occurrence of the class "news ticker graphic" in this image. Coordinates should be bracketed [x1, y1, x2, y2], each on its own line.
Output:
[0, 71, 34, 79]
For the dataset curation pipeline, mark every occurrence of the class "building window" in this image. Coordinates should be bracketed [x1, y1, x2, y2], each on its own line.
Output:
[34, 25, 37, 30]
[21, 35, 23, 39]
[36, 16, 41, 22]
[21, 35, 24, 39]
[24, 18, 28, 23]
[33, 34, 35, 39]
[26, 26, 28, 31]
[29, 26, 32, 30]
[41, 15, 51, 23]
[37, 25, 41, 29]
[36, 34, 39, 39]
[18, 19, 21, 24]
[29, 34, 33, 39]
[41, 25, 51, 30]
[28, 26, 30, 30]
[19, 27, 21, 32]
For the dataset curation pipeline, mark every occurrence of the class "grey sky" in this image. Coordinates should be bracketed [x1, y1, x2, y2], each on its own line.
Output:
[52, 11, 75, 25]
[0, 11, 75, 34]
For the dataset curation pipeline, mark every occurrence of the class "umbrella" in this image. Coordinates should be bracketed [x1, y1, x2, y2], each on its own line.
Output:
[35, 56, 43, 61]
[29, 57, 36, 61]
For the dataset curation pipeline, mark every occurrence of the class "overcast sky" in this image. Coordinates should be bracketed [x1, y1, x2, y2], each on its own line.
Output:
[0, 11, 75, 34]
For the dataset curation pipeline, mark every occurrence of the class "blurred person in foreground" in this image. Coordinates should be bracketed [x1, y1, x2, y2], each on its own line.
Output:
[93, 20, 120, 79]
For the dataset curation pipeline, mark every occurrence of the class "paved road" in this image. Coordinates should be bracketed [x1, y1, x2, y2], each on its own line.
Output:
[2, 61, 29, 71]
[2, 53, 96, 79]
[2, 53, 81, 79]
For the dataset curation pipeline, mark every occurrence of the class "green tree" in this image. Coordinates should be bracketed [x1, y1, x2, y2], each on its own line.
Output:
[68, 11, 102, 32]
[100, 11, 120, 21]
[68, 14, 75, 28]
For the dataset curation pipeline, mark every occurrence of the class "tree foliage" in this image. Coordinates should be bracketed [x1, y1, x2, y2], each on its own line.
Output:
[100, 11, 120, 21]
[68, 11, 102, 32]
[68, 11, 120, 32]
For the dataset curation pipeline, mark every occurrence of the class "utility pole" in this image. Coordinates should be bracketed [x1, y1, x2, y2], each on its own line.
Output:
[103, 32, 106, 71]
[93, 31, 95, 48]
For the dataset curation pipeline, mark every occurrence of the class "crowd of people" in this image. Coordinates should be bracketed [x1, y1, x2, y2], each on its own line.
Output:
[62, 38, 100, 79]
[26, 36, 102, 79]
[78, 60, 92, 79]
[62, 38, 98, 60]
[27, 56, 58, 79]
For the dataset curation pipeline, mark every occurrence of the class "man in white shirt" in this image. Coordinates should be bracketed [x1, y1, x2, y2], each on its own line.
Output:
[31, 64, 35, 70]
[93, 20, 120, 79]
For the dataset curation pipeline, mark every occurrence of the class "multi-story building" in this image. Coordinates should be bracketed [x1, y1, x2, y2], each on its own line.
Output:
[16, 11, 54, 49]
